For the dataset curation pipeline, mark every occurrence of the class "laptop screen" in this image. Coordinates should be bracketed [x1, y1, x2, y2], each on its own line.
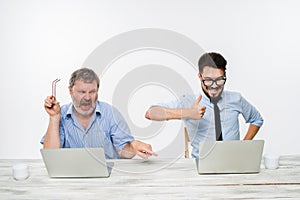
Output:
[40, 148, 112, 178]
[197, 140, 264, 174]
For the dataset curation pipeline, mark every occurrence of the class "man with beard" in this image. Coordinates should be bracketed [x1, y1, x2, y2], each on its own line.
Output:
[42, 68, 156, 159]
[145, 52, 263, 158]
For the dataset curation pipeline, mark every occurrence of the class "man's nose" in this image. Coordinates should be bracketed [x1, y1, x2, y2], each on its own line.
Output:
[211, 80, 218, 87]
[83, 93, 91, 100]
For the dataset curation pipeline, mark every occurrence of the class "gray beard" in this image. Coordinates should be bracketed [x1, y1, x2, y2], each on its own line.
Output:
[73, 103, 96, 117]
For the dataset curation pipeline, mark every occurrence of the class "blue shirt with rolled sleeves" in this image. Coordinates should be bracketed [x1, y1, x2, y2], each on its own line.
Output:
[154, 90, 264, 158]
[41, 101, 134, 159]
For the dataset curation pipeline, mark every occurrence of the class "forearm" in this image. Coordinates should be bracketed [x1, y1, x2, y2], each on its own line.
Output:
[43, 116, 61, 148]
[243, 124, 260, 140]
[145, 106, 192, 121]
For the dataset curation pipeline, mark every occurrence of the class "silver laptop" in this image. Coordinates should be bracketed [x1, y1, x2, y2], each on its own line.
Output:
[197, 140, 264, 174]
[40, 148, 113, 178]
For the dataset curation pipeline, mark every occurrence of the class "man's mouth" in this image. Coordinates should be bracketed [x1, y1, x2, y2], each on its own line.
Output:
[80, 100, 92, 107]
[208, 87, 220, 95]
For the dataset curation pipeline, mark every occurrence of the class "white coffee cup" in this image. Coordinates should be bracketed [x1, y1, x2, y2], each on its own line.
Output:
[12, 163, 29, 180]
[264, 154, 280, 169]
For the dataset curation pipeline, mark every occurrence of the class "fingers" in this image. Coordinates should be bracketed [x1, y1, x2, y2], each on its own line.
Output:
[189, 95, 206, 119]
[137, 149, 158, 160]
[198, 106, 206, 118]
[194, 95, 202, 105]
[136, 151, 150, 160]
[195, 95, 205, 118]
[198, 105, 206, 113]
[132, 141, 158, 160]
[142, 149, 158, 157]
[44, 96, 59, 108]
[44, 96, 61, 117]
[138, 145, 158, 157]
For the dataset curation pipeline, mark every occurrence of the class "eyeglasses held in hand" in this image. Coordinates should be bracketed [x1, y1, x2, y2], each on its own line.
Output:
[52, 78, 60, 97]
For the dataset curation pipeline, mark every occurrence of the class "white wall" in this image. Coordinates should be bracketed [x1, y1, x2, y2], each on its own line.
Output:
[0, 0, 299, 159]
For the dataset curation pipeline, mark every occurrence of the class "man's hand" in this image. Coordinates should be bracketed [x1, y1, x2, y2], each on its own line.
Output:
[131, 140, 158, 159]
[183, 95, 206, 120]
[121, 140, 158, 159]
[43, 96, 61, 148]
[44, 96, 60, 117]
[145, 95, 206, 121]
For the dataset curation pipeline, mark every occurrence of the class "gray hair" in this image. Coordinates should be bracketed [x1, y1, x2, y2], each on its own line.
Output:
[69, 68, 100, 88]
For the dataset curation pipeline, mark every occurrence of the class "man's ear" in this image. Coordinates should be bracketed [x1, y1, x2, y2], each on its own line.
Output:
[198, 73, 202, 80]
[68, 86, 72, 95]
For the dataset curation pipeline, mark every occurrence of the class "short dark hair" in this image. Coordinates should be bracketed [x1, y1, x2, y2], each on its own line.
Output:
[198, 52, 227, 73]
[69, 68, 100, 88]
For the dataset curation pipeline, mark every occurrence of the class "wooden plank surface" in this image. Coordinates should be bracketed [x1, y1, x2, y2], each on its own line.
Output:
[0, 156, 299, 199]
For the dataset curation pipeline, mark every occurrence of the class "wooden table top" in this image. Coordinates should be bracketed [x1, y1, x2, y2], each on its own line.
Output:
[1, 155, 299, 199]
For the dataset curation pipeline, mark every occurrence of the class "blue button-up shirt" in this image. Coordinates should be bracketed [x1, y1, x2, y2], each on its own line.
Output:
[156, 90, 264, 158]
[41, 101, 134, 159]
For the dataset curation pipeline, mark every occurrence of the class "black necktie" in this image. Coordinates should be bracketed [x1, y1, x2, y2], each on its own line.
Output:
[212, 99, 223, 141]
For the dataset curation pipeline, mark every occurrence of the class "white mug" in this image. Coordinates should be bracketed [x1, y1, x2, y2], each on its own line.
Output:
[264, 154, 280, 169]
[12, 163, 29, 180]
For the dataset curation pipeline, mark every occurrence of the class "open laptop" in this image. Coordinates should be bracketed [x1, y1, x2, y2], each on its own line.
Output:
[40, 148, 113, 178]
[197, 140, 264, 174]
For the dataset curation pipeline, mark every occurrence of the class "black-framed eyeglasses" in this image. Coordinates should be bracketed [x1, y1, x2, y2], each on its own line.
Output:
[202, 76, 227, 87]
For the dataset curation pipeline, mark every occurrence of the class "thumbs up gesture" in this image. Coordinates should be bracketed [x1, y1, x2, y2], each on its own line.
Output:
[183, 95, 206, 120]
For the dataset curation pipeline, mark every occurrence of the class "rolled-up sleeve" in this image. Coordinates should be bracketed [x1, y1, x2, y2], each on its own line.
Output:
[109, 106, 134, 151]
[240, 95, 264, 127]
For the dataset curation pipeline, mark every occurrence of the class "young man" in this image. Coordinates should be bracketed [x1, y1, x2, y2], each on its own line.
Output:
[42, 68, 156, 159]
[145, 52, 263, 158]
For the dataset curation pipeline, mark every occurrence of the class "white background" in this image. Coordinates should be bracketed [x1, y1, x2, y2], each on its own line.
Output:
[0, 0, 299, 159]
